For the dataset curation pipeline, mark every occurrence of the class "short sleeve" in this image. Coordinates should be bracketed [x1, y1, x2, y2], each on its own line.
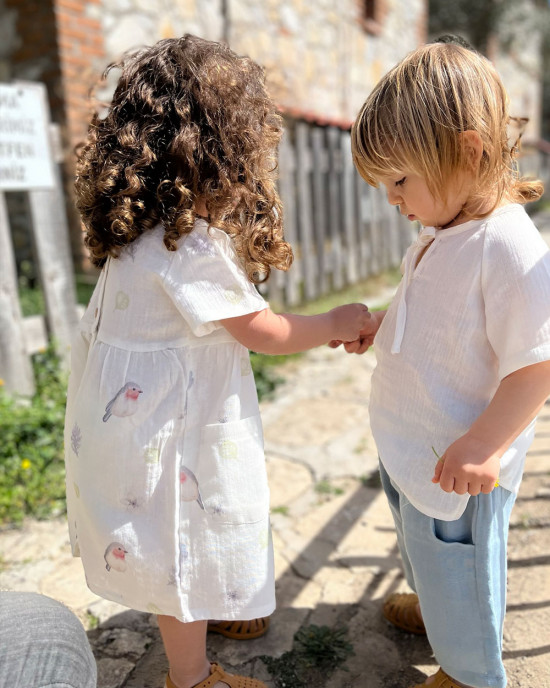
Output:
[482, 211, 550, 379]
[162, 222, 268, 337]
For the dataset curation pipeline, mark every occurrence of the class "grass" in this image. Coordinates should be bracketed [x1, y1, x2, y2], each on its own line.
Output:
[283, 268, 401, 316]
[360, 471, 382, 489]
[314, 480, 345, 496]
[0, 346, 68, 527]
[84, 610, 100, 630]
[271, 505, 290, 516]
[19, 275, 96, 318]
[260, 624, 354, 688]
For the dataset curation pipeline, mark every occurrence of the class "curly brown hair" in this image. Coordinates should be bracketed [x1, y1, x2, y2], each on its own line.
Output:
[75, 34, 293, 281]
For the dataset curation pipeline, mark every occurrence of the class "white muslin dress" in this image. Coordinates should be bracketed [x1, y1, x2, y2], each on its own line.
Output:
[64, 219, 275, 622]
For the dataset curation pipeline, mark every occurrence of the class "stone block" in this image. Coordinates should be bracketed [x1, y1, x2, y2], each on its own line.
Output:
[97, 627, 150, 661]
[96, 657, 135, 688]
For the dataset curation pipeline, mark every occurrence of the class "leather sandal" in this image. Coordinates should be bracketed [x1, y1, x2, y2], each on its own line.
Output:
[207, 616, 270, 640]
[166, 662, 268, 688]
[412, 668, 463, 687]
[383, 592, 426, 635]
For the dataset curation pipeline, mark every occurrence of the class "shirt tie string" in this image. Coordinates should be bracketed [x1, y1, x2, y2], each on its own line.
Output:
[391, 225, 437, 354]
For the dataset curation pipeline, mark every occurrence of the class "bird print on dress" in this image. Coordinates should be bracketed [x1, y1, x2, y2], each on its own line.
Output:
[103, 382, 143, 422]
[180, 466, 205, 510]
[104, 542, 129, 572]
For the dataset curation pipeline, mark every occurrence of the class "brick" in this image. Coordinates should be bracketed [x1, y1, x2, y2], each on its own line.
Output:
[77, 16, 101, 29]
[56, 0, 85, 14]
[55, 12, 81, 28]
[61, 52, 89, 65]
[80, 44, 105, 58]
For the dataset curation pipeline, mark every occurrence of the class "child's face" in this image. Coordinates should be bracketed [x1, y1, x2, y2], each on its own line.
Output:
[379, 171, 469, 229]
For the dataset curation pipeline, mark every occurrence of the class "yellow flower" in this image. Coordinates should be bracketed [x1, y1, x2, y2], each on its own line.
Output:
[21, 459, 31, 470]
[0, 378, 4, 387]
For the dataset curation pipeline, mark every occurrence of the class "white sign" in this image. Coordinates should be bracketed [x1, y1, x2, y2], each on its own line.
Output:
[0, 82, 56, 191]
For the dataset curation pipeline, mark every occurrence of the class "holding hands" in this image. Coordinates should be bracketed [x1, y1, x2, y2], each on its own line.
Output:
[329, 309, 385, 353]
[328, 303, 373, 343]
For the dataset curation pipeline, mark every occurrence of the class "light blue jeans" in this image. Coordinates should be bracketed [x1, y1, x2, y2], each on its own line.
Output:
[0, 592, 97, 688]
[380, 462, 515, 688]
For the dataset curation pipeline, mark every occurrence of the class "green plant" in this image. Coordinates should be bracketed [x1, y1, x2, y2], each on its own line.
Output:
[84, 610, 100, 630]
[271, 505, 289, 516]
[0, 345, 68, 526]
[261, 624, 354, 688]
[360, 471, 381, 489]
[314, 480, 344, 496]
[250, 352, 300, 401]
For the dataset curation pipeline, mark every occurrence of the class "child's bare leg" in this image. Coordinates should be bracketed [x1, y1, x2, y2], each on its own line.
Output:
[157, 616, 212, 688]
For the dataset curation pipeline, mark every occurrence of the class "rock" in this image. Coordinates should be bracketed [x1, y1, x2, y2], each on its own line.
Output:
[95, 657, 135, 688]
[96, 628, 150, 662]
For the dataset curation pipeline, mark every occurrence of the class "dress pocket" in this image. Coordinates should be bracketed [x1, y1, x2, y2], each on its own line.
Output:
[192, 414, 269, 525]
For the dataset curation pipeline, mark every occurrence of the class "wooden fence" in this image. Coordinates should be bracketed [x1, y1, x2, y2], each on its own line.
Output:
[263, 118, 414, 307]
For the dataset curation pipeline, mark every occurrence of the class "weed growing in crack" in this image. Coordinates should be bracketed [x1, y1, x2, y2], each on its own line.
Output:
[261, 624, 354, 688]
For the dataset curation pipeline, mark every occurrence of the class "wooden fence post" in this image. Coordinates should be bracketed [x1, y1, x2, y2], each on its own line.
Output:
[341, 131, 358, 284]
[0, 192, 35, 396]
[295, 121, 316, 301]
[311, 126, 329, 295]
[327, 126, 344, 290]
[28, 117, 79, 371]
[277, 124, 301, 306]
[355, 171, 370, 280]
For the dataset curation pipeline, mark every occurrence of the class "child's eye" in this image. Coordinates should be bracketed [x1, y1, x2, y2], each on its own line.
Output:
[395, 177, 406, 187]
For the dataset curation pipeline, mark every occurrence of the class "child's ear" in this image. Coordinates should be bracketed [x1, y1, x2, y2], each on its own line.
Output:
[459, 130, 483, 171]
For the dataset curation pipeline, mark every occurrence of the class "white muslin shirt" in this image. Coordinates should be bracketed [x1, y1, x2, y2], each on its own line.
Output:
[64, 219, 275, 622]
[370, 204, 550, 520]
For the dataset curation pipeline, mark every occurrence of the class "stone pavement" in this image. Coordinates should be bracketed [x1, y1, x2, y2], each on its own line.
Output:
[1, 215, 550, 688]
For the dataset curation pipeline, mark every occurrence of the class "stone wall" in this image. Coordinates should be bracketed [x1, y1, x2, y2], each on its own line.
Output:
[94, 0, 426, 131]
[1, 0, 546, 270]
[490, 1, 543, 143]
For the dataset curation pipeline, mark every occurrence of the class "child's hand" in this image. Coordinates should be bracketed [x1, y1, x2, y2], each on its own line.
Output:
[329, 309, 382, 353]
[431, 434, 501, 496]
[329, 303, 371, 344]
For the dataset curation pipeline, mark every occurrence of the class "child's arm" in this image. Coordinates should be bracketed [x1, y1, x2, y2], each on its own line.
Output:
[220, 303, 372, 355]
[329, 309, 387, 354]
[432, 360, 550, 495]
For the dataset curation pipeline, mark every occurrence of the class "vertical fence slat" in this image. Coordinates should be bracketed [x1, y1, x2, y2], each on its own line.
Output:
[341, 131, 358, 284]
[277, 125, 301, 306]
[295, 122, 317, 301]
[311, 127, 329, 295]
[28, 115, 79, 369]
[327, 126, 344, 290]
[368, 186, 382, 275]
[0, 192, 35, 396]
[355, 170, 370, 279]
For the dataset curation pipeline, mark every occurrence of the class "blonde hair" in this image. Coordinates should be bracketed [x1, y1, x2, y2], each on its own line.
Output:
[352, 43, 542, 216]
